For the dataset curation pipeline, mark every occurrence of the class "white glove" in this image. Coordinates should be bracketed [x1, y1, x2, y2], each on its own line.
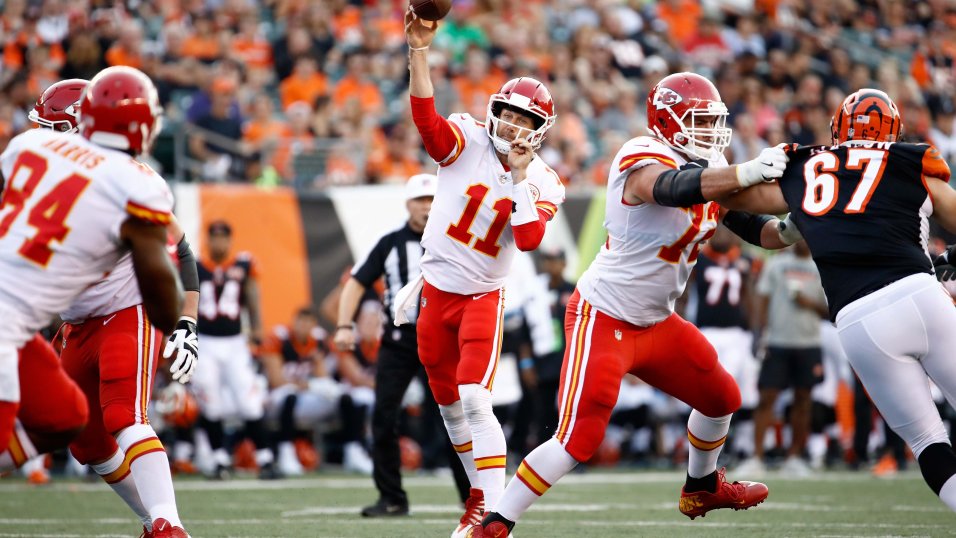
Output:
[736, 145, 789, 187]
[392, 273, 425, 326]
[776, 213, 803, 245]
[164, 316, 199, 384]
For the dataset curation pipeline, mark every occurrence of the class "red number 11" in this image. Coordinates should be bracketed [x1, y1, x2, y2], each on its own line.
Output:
[446, 183, 512, 258]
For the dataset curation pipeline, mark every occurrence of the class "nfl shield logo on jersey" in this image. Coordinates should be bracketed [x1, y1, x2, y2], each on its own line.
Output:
[421, 297, 427, 308]
[614, 329, 622, 341]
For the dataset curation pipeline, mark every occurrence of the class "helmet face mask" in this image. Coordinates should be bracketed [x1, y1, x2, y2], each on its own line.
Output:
[647, 72, 732, 163]
[486, 77, 556, 155]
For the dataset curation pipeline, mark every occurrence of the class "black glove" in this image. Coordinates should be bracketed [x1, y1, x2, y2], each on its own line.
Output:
[164, 317, 199, 383]
[933, 244, 956, 282]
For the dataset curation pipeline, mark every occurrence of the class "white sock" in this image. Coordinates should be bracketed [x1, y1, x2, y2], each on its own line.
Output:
[459, 384, 507, 512]
[90, 449, 151, 530]
[496, 438, 578, 523]
[213, 448, 231, 467]
[687, 411, 731, 478]
[255, 448, 274, 466]
[173, 440, 193, 462]
[440, 400, 479, 487]
[0, 420, 38, 471]
[939, 475, 956, 512]
[116, 424, 182, 527]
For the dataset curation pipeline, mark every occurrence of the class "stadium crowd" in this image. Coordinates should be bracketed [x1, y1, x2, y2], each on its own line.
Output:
[0, 0, 955, 187]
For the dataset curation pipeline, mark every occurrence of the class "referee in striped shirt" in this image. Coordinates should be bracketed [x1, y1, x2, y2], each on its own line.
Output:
[335, 174, 468, 516]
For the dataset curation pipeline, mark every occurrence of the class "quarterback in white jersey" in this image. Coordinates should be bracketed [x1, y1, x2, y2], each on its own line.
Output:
[0, 68, 190, 538]
[406, 9, 564, 536]
[476, 72, 798, 538]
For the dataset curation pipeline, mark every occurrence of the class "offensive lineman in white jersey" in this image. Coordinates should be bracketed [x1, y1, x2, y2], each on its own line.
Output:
[404, 9, 564, 537]
[476, 73, 801, 537]
[15, 77, 199, 538]
[0, 66, 185, 537]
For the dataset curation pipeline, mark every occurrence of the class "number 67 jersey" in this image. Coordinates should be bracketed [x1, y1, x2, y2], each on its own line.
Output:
[777, 141, 950, 320]
[0, 128, 173, 346]
[420, 113, 565, 295]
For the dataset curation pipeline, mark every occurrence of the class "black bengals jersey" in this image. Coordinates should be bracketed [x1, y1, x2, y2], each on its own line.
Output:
[197, 252, 257, 336]
[694, 246, 751, 329]
[778, 142, 951, 320]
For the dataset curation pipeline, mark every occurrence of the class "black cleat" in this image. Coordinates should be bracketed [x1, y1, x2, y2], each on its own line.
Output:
[361, 499, 410, 517]
[258, 462, 283, 480]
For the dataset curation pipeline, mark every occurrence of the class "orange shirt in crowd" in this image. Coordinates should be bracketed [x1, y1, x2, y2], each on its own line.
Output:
[279, 73, 328, 110]
[243, 118, 288, 148]
[232, 36, 273, 69]
[365, 154, 423, 184]
[105, 45, 141, 68]
[331, 76, 384, 114]
[656, 0, 701, 47]
[453, 73, 506, 118]
[181, 34, 222, 61]
[272, 129, 316, 180]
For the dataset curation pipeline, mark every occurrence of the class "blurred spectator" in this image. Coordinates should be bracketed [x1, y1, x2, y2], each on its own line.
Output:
[332, 53, 384, 116]
[929, 99, 956, 170]
[739, 241, 829, 476]
[189, 78, 245, 181]
[104, 20, 144, 68]
[279, 55, 327, 111]
[365, 123, 423, 185]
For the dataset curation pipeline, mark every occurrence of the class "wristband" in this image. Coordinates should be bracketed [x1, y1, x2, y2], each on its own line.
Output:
[409, 45, 429, 52]
[336, 325, 354, 331]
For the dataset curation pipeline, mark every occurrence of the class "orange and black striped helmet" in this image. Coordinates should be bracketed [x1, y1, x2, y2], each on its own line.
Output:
[830, 89, 902, 144]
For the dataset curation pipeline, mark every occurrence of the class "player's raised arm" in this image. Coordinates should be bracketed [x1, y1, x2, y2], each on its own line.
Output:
[405, 8, 465, 167]
[122, 217, 183, 335]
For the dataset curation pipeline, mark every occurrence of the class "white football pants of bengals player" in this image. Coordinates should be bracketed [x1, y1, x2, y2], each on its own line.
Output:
[836, 273, 956, 511]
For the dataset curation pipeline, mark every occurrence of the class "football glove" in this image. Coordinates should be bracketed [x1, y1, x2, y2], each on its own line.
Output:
[164, 316, 199, 384]
[776, 213, 803, 246]
[736, 145, 788, 187]
[933, 244, 956, 282]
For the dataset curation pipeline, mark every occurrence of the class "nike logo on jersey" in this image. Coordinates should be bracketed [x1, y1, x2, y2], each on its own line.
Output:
[473, 293, 489, 301]
[103, 314, 117, 326]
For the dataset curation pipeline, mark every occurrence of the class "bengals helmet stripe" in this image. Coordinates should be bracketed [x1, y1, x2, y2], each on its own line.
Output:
[831, 89, 902, 144]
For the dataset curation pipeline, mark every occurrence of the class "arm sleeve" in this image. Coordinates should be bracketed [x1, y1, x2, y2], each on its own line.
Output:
[513, 209, 550, 251]
[351, 235, 388, 288]
[410, 96, 465, 166]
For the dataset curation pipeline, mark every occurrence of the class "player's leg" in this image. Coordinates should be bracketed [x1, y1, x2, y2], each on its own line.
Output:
[786, 347, 822, 470]
[417, 282, 481, 536]
[221, 335, 275, 476]
[0, 340, 17, 455]
[1, 334, 88, 470]
[747, 347, 789, 468]
[456, 288, 508, 513]
[364, 344, 419, 515]
[840, 282, 956, 511]
[630, 314, 767, 518]
[482, 293, 626, 536]
[60, 325, 152, 532]
[100, 306, 185, 530]
[191, 335, 228, 476]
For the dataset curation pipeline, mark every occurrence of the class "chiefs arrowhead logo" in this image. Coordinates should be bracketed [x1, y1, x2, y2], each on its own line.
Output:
[653, 87, 682, 110]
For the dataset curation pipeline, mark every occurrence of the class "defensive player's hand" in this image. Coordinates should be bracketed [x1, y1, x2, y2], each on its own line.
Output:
[334, 326, 356, 352]
[736, 145, 788, 187]
[934, 244, 956, 281]
[508, 138, 534, 172]
[164, 317, 199, 384]
[404, 6, 437, 50]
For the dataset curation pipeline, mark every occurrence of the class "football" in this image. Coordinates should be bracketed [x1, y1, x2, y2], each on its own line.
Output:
[410, 0, 452, 21]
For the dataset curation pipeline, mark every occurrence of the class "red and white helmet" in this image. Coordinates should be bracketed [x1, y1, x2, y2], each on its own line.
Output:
[28, 79, 89, 133]
[486, 77, 556, 154]
[79, 66, 164, 156]
[647, 72, 731, 162]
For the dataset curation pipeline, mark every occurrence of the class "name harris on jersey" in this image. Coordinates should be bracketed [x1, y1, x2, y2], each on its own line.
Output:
[41, 137, 106, 170]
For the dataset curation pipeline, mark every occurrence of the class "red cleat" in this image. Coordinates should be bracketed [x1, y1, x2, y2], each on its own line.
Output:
[151, 518, 190, 538]
[679, 467, 768, 520]
[451, 488, 484, 538]
[138, 526, 153, 538]
[478, 521, 511, 537]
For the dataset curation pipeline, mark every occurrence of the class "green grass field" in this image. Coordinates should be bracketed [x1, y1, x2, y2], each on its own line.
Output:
[0, 470, 951, 537]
